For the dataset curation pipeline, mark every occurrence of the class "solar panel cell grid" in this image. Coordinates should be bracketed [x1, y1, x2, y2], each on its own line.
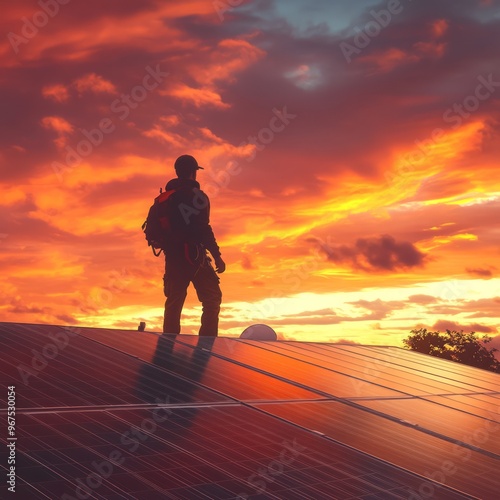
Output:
[338, 344, 500, 387]
[2, 328, 230, 408]
[74, 328, 322, 402]
[253, 401, 499, 498]
[359, 398, 500, 455]
[437, 394, 500, 421]
[246, 340, 499, 395]
[8, 406, 460, 499]
[172, 334, 404, 399]
[2, 322, 497, 498]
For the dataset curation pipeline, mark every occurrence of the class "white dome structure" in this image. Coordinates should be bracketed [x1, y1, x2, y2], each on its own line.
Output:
[239, 324, 277, 340]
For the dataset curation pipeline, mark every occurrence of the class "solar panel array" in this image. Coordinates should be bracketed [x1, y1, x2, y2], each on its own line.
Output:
[1, 322, 498, 499]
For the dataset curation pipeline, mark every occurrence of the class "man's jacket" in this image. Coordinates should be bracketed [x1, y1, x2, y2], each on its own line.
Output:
[164, 178, 221, 260]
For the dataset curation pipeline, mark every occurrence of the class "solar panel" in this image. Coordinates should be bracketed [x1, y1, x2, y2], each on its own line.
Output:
[75, 326, 322, 402]
[358, 397, 500, 455]
[2, 406, 472, 499]
[234, 340, 492, 397]
[171, 334, 405, 400]
[0, 323, 228, 408]
[336, 344, 500, 389]
[425, 394, 500, 423]
[1, 321, 498, 499]
[252, 400, 499, 498]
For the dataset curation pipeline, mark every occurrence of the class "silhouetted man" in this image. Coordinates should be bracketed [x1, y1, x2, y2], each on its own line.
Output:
[162, 155, 225, 336]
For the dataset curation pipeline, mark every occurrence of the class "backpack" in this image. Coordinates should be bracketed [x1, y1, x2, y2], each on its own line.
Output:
[142, 188, 177, 256]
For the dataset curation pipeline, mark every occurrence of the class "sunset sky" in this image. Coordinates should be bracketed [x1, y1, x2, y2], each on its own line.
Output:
[1, 0, 499, 347]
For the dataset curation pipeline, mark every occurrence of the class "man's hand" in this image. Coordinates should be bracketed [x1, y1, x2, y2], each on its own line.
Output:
[214, 257, 226, 274]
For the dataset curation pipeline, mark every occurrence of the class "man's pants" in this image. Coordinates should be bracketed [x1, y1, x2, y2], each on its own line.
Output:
[163, 256, 222, 336]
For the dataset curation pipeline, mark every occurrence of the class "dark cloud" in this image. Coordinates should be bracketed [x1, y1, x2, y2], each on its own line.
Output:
[432, 319, 497, 334]
[274, 300, 406, 324]
[55, 313, 78, 324]
[293, 308, 336, 316]
[466, 267, 494, 278]
[427, 297, 500, 319]
[250, 279, 265, 287]
[317, 234, 426, 272]
[275, 307, 342, 325]
[348, 298, 407, 319]
[331, 338, 361, 345]
[7, 301, 48, 315]
[408, 294, 439, 305]
[241, 254, 254, 270]
[211, 0, 500, 193]
[305, 198, 500, 272]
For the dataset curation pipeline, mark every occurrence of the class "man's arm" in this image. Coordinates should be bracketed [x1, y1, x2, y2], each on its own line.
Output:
[192, 190, 225, 273]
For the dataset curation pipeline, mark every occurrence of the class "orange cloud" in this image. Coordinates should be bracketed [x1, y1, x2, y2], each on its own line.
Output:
[164, 83, 230, 108]
[190, 39, 265, 86]
[41, 116, 73, 134]
[390, 120, 488, 198]
[359, 47, 420, 73]
[0, 2, 210, 67]
[73, 73, 116, 94]
[413, 41, 447, 59]
[142, 127, 185, 148]
[431, 19, 449, 38]
[359, 23, 448, 73]
[432, 319, 496, 334]
[42, 84, 70, 102]
[41, 115, 73, 148]
[161, 38, 264, 108]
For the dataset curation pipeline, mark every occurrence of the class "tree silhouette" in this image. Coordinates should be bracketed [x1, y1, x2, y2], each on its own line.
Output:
[403, 328, 500, 373]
